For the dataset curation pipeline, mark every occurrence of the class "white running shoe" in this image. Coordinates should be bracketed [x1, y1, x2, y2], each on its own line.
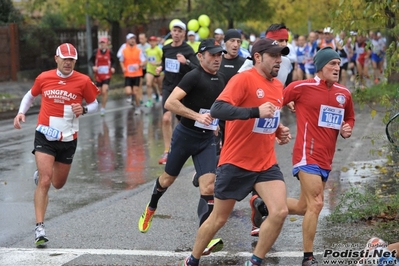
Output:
[35, 224, 49, 247]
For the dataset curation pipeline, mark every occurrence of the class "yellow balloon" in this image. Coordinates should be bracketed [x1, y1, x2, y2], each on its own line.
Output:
[187, 19, 200, 32]
[288, 31, 292, 43]
[164, 38, 173, 46]
[198, 14, 210, 27]
[169, 19, 182, 31]
[198, 27, 210, 39]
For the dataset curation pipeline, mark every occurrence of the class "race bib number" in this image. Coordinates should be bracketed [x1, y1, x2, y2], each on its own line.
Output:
[148, 56, 156, 63]
[318, 104, 344, 130]
[252, 110, 280, 134]
[194, 108, 219, 131]
[127, 64, 139, 72]
[36, 124, 61, 141]
[97, 66, 109, 74]
[165, 58, 180, 73]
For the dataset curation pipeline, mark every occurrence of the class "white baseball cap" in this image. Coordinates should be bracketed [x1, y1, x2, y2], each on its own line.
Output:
[56, 43, 78, 60]
[126, 33, 135, 40]
[214, 28, 224, 35]
[172, 21, 186, 31]
[187, 30, 196, 36]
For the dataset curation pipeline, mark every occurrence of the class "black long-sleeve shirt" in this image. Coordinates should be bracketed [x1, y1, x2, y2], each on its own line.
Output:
[210, 100, 260, 120]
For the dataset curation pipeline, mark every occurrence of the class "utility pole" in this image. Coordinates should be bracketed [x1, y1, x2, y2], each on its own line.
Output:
[86, 1, 93, 77]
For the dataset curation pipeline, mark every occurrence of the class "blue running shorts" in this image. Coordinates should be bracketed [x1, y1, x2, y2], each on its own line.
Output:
[293, 164, 330, 182]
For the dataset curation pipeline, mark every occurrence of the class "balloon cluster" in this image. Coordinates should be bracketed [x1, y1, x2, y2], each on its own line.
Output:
[169, 15, 211, 40]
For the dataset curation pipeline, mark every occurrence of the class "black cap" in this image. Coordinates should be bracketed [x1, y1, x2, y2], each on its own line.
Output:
[224, 29, 241, 42]
[251, 38, 290, 58]
[198, 38, 225, 54]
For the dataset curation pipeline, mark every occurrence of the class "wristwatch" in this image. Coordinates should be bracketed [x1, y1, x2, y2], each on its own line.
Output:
[82, 105, 88, 115]
[186, 59, 191, 66]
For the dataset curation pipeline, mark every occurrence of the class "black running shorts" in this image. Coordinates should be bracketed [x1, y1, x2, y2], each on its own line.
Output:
[165, 123, 216, 177]
[162, 89, 172, 114]
[214, 164, 284, 201]
[124, 77, 140, 87]
[95, 79, 111, 88]
[33, 131, 77, 164]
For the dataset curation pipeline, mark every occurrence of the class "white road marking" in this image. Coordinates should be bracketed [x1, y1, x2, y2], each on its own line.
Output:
[0, 247, 323, 266]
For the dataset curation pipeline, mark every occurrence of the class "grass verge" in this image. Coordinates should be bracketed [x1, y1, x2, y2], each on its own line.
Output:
[326, 184, 399, 243]
[353, 82, 399, 113]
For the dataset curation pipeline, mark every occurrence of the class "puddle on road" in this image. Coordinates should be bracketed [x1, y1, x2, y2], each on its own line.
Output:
[340, 159, 388, 185]
[72, 107, 170, 192]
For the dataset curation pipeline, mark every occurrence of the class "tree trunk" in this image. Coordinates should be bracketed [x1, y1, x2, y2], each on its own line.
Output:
[385, 6, 399, 83]
[110, 20, 121, 73]
[110, 20, 121, 55]
[228, 18, 234, 29]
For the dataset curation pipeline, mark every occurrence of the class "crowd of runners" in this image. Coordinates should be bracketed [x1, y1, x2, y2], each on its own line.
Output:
[12, 18, 395, 266]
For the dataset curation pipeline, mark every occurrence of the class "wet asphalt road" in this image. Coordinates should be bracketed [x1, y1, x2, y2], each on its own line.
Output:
[0, 97, 390, 265]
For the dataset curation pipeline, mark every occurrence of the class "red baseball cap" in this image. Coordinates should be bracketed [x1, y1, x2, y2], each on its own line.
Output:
[149, 36, 157, 41]
[99, 37, 108, 43]
[56, 43, 78, 60]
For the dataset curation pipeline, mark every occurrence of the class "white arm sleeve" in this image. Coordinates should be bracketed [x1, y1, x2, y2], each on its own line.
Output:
[276, 57, 291, 85]
[286, 43, 297, 63]
[18, 90, 36, 114]
[237, 59, 253, 73]
[86, 100, 98, 114]
[117, 43, 126, 60]
[140, 51, 147, 63]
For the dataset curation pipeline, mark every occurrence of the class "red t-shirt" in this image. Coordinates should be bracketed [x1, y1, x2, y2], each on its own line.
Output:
[31, 69, 99, 141]
[283, 76, 355, 170]
[217, 68, 284, 171]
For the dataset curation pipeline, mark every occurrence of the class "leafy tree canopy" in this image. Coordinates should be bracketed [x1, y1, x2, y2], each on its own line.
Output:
[189, 0, 274, 30]
[39, 12, 67, 28]
[0, 0, 23, 24]
[331, 0, 399, 84]
[26, 0, 179, 27]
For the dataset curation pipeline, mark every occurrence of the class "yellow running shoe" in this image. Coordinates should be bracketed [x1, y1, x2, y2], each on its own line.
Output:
[202, 238, 224, 256]
[138, 204, 156, 233]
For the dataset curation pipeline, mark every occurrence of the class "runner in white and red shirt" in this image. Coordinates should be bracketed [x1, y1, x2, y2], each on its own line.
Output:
[13, 43, 99, 248]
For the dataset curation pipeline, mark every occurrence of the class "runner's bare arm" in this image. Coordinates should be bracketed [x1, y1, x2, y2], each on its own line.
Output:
[165, 87, 212, 124]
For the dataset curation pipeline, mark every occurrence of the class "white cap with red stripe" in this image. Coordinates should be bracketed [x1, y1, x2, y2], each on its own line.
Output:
[56, 43, 78, 60]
